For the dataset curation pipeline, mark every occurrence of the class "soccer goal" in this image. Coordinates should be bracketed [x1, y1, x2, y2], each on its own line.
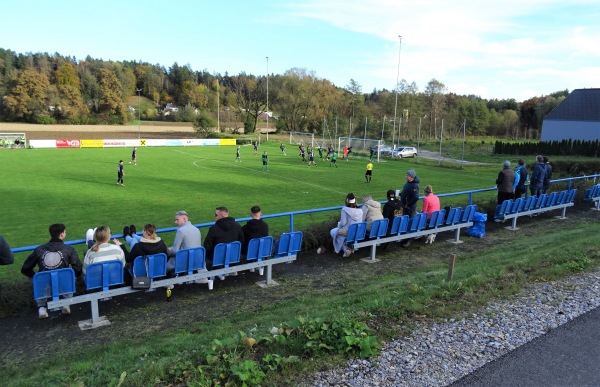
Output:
[289, 131, 315, 148]
[0, 133, 26, 148]
[338, 137, 385, 162]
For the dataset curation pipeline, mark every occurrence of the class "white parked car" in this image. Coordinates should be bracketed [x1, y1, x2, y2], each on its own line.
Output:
[391, 146, 418, 158]
[372, 145, 392, 155]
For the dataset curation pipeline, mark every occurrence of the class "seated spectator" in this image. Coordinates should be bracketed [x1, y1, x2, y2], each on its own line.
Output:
[421, 185, 441, 219]
[361, 195, 383, 233]
[204, 206, 244, 268]
[382, 190, 403, 234]
[242, 205, 269, 255]
[82, 226, 126, 276]
[21, 223, 82, 318]
[114, 224, 168, 265]
[0, 235, 14, 266]
[330, 193, 364, 257]
[167, 210, 202, 272]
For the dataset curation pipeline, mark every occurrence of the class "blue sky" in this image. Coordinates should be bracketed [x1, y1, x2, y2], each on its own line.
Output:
[2, 0, 599, 101]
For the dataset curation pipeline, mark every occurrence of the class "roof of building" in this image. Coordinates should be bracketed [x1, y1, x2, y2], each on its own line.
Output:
[545, 88, 600, 121]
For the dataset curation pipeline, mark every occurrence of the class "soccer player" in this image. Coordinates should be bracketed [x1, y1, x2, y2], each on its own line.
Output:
[300, 146, 307, 163]
[369, 147, 375, 161]
[365, 160, 373, 183]
[318, 146, 324, 160]
[130, 147, 137, 165]
[235, 145, 241, 162]
[307, 150, 317, 167]
[280, 143, 286, 156]
[117, 160, 125, 186]
[330, 151, 338, 168]
[261, 151, 269, 171]
[253, 141, 258, 155]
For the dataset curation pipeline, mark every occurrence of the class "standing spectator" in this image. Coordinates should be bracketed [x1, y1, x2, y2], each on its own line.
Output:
[117, 160, 125, 186]
[543, 156, 553, 194]
[330, 193, 364, 257]
[261, 151, 269, 171]
[235, 145, 241, 162]
[365, 160, 373, 183]
[167, 210, 202, 258]
[361, 195, 384, 233]
[204, 207, 244, 268]
[0, 235, 14, 265]
[421, 185, 441, 219]
[130, 147, 137, 165]
[242, 205, 269, 254]
[400, 169, 420, 218]
[496, 160, 516, 205]
[82, 226, 125, 276]
[530, 155, 547, 197]
[382, 189, 403, 234]
[513, 159, 529, 199]
[21, 224, 82, 318]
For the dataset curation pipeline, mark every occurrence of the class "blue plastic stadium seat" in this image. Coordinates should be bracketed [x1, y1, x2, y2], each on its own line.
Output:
[390, 215, 410, 235]
[427, 209, 445, 229]
[246, 236, 274, 263]
[510, 198, 524, 214]
[132, 253, 168, 280]
[546, 192, 558, 207]
[346, 222, 367, 244]
[461, 204, 477, 223]
[174, 246, 206, 276]
[523, 196, 536, 211]
[85, 260, 124, 291]
[567, 188, 577, 203]
[368, 218, 389, 240]
[407, 213, 427, 233]
[274, 231, 303, 258]
[494, 200, 512, 219]
[212, 241, 242, 269]
[33, 268, 76, 302]
[445, 207, 462, 225]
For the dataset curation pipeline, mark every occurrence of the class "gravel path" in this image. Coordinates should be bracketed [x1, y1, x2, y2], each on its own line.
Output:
[308, 268, 600, 386]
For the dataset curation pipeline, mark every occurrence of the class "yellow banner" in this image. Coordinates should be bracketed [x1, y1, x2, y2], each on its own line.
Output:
[219, 139, 237, 146]
[80, 139, 105, 148]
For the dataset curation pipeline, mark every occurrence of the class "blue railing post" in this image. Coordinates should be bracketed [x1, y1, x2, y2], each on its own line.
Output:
[289, 214, 295, 232]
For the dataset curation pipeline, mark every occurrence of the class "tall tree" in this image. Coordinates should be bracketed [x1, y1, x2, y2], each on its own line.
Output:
[2, 68, 50, 122]
[97, 68, 128, 122]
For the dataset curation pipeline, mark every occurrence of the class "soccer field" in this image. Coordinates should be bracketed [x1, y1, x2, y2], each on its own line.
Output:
[0, 142, 497, 250]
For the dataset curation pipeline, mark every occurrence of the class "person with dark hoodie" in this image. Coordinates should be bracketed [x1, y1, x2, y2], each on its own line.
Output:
[242, 205, 269, 255]
[400, 169, 420, 218]
[204, 206, 244, 268]
[114, 223, 168, 265]
[382, 189, 403, 235]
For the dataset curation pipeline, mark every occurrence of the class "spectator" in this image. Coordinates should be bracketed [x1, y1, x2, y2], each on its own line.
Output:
[1, 235, 14, 265]
[421, 185, 441, 219]
[21, 223, 82, 318]
[204, 206, 244, 268]
[382, 189, 403, 234]
[361, 194, 383, 233]
[330, 193, 364, 257]
[400, 169, 420, 218]
[82, 226, 125, 276]
[114, 223, 168, 264]
[513, 159, 529, 199]
[167, 210, 202, 271]
[496, 160, 516, 205]
[530, 155, 547, 197]
[543, 156, 553, 194]
[242, 205, 269, 254]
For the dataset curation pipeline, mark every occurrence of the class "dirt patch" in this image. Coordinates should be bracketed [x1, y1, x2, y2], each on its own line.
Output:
[1, 203, 598, 369]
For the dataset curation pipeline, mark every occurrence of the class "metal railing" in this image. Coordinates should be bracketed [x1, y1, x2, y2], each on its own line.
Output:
[11, 174, 598, 254]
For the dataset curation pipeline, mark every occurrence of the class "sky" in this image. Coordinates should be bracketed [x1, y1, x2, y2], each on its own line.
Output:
[2, 0, 600, 102]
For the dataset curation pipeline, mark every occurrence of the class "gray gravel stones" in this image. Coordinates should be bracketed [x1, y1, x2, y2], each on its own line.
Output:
[309, 269, 600, 387]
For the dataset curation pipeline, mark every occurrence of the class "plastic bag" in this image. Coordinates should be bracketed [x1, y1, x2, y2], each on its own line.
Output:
[466, 212, 487, 238]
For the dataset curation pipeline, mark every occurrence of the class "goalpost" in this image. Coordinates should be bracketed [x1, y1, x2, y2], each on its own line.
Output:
[289, 131, 315, 148]
[338, 137, 385, 162]
[0, 133, 26, 148]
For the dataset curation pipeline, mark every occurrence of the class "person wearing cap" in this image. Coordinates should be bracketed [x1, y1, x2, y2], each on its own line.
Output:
[400, 169, 420, 218]
[167, 210, 201, 257]
[382, 189, 403, 234]
[530, 155, 547, 197]
[421, 185, 440, 220]
[330, 193, 364, 257]
[204, 207, 244, 267]
[496, 160, 516, 205]
[242, 205, 269, 254]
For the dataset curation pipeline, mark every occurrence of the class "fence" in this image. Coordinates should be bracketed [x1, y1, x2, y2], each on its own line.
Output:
[11, 174, 599, 254]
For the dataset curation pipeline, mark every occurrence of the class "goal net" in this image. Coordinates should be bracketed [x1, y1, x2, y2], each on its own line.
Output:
[0, 133, 26, 148]
[338, 137, 385, 162]
[289, 131, 315, 148]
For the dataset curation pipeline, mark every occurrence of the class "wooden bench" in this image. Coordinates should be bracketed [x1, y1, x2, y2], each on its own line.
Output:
[494, 189, 577, 230]
[42, 232, 302, 330]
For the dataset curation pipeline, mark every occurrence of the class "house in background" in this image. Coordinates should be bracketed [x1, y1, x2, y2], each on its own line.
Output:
[541, 88, 600, 141]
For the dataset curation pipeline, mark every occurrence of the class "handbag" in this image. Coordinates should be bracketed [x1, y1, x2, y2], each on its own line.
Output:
[132, 256, 151, 289]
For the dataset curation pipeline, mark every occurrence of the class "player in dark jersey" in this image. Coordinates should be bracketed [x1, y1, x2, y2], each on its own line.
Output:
[307, 150, 317, 167]
[318, 146, 324, 160]
[261, 151, 269, 171]
[117, 160, 125, 186]
[130, 147, 137, 165]
[235, 145, 241, 162]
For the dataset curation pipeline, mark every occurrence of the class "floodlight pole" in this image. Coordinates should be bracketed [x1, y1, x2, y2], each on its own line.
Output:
[392, 35, 402, 148]
[136, 88, 142, 140]
[266, 56, 269, 142]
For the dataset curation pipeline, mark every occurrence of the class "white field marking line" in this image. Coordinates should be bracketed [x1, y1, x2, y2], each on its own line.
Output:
[174, 149, 347, 195]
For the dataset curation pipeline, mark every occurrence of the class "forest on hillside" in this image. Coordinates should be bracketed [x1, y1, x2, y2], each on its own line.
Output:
[0, 48, 569, 140]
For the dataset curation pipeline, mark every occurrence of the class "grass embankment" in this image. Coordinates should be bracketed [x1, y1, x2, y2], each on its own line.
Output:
[2, 211, 599, 386]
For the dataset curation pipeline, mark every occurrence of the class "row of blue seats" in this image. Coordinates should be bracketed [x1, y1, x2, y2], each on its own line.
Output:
[34, 232, 303, 329]
[345, 205, 478, 262]
[584, 184, 600, 210]
[494, 189, 577, 219]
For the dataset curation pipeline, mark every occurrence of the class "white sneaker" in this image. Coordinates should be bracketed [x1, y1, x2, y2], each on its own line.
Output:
[218, 275, 225, 280]
[62, 306, 71, 315]
[85, 228, 94, 242]
[38, 307, 48, 319]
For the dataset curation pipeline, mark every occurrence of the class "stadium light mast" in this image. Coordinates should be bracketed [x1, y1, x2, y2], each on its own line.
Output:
[266, 56, 269, 141]
[392, 35, 402, 147]
[136, 88, 142, 140]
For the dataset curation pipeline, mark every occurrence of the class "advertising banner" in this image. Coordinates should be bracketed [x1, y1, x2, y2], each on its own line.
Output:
[80, 139, 105, 148]
[219, 139, 236, 146]
[56, 139, 81, 148]
[29, 140, 59, 148]
[103, 139, 128, 148]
